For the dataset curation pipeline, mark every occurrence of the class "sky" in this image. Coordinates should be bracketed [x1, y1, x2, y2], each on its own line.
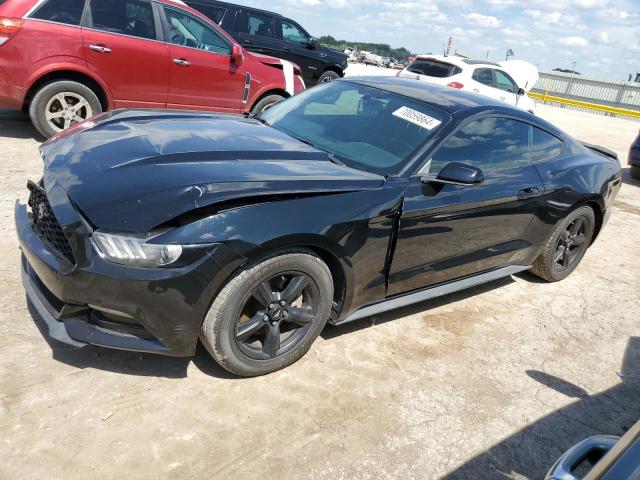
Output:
[235, 0, 640, 79]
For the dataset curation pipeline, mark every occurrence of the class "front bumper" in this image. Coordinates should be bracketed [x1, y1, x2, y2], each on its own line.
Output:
[16, 201, 243, 357]
[629, 146, 640, 167]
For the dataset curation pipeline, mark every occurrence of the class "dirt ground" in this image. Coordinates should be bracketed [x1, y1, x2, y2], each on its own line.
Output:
[0, 99, 639, 480]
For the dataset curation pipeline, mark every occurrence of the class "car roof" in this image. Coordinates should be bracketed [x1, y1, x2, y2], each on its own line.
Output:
[182, 0, 285, 17]
[343, 76, 504, 113]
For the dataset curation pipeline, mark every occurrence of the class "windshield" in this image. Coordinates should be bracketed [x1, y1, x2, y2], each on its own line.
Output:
[258, 81, 448, 175]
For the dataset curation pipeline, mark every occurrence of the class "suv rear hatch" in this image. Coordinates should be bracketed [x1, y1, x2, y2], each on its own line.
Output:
[406, 58, 462, 78]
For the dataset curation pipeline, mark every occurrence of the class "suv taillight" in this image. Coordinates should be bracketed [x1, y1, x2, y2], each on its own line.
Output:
[447, 82, 464, 89]
[0, 17, 23, 45]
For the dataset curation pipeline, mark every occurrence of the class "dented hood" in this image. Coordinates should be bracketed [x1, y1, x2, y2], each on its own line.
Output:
[41, 110, 384, 232]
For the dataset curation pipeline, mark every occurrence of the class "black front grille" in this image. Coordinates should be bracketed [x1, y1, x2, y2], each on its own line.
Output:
[27, 181, 76, 264]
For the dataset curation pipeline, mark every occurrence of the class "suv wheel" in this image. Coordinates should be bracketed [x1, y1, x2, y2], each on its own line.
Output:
[251, 94, 285, 114]
[200, 250, 333, 377]
[29, 80, 102, 138]
[530, 206, 596, 282]
[318, 70, 340, 84]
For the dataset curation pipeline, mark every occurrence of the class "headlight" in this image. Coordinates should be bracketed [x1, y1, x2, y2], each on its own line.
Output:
[93, 231, 182, 268]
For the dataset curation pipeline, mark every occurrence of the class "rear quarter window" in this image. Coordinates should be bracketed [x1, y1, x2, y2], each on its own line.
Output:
[30, 0, 86, 25]
[531, 127, 564, 162]
[407, 59, 461, 78]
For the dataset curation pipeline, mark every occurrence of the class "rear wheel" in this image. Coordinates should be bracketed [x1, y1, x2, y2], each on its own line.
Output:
[630, 165, 640, 180]
[530, 206, 595, 282]
[201, 251, 333, 377]
[29, 80, 102, 138]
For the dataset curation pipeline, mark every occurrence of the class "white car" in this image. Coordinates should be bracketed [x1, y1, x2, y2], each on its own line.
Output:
[397, 55, 537, 114]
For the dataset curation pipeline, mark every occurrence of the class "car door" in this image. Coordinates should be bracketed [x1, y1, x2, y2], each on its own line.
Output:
[492, 69, 519, 106]
[235, 9, 280, 57]
[387, 116, 545, 296]
[159, 4, 245, 111]
[81, 0, 170, 108]
[470, 67, 498, 100]
[276, 18, 321, 84]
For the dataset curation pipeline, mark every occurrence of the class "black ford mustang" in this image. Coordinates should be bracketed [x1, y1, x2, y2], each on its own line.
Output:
[16, 77, 621, 376]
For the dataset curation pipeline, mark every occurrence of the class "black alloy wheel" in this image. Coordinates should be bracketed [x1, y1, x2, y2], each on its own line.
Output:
[200, 251, 333, 376]
[553, 217, 590, 271]
[235, 273, 318, 360]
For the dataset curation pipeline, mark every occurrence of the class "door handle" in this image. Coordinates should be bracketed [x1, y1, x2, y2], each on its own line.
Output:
[517, 187, 540, 199]
[283, 47, 292, 52]
[244, 39, 254, 45]
[473, 88, 480, 93]
[89, 44, 111, 53]
[173, 58, 191, 66]
[500, 96, 506, 101]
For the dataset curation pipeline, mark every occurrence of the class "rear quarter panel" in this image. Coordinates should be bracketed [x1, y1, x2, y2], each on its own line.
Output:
[530, 150, 621, 246]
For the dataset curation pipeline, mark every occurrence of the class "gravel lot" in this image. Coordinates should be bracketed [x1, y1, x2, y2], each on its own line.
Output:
[1, 80, 639, 479]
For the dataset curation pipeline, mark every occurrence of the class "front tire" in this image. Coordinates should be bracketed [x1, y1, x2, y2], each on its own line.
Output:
[318, 70, 341, 84]
[29, 80, 102, 138]
[201, 251, 333, 377]
[530, 206, 596, 282]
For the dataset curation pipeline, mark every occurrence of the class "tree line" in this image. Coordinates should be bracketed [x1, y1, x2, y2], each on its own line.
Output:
[318, 35, 412, 60]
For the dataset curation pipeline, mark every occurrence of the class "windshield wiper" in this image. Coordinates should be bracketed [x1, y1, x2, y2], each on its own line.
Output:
[287, 134, 346, 166]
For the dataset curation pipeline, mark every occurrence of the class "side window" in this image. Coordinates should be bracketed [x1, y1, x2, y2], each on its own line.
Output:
[472, 68, 494, 87]
[162, 6, 231, 55]
[30, 0, 86, 26]
[531, 127, 564, 162]
[429, 117, 530, 176]
[184, 2, 226, 25]
[494, 70, 518, 93]
[86, 0, 155, 40]
[280, 19, 309, 44]
[241, 11, 275, 38]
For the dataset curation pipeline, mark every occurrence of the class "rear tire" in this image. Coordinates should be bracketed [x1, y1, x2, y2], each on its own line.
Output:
[200, 250, 333, 377]
[530, 206, 595, 282]
[251, 94, 285, 114]
[630, 165, 640, 180]
[29, 80, 102, 138]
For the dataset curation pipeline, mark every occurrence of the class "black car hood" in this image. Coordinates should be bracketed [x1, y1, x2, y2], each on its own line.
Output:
[41, 110, 384, 232]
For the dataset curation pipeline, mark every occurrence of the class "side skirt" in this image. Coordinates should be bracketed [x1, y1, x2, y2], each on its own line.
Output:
[337, 265, 530, 325]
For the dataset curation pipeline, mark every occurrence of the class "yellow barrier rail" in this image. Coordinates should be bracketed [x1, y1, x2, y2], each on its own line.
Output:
[529, 91, 640, 118]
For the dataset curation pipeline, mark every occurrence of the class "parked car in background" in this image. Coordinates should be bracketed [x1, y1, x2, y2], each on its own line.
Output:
[0, 0, 304, 137]
[183, 0, 348, 86]
[398, 55, 538, 114]
[629, 129, 640, 179]
[545, 420, 640, 480]
[17, 77, 620, 376]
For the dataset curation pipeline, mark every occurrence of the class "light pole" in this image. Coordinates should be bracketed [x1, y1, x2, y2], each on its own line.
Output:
[505, 48, 514, 61]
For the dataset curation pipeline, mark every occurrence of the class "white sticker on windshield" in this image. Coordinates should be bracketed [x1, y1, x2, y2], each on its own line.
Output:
[392, 106, 441, 130]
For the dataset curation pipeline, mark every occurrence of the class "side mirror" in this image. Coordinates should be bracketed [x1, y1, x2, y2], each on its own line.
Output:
[425, 162, 484, 186]
[517, 87, 526, 96]
[231, 44, 244, 65]
[307, 38, 319, 50]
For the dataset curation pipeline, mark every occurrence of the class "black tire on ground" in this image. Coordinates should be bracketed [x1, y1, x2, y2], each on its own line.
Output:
[630, 165, 640, 180]
[29, 80, 102, 138]
[200, 250, 333, 377]
[250, 94, 285, 114]
[530, 205, 596, 282]
[318, 70, 341, 84]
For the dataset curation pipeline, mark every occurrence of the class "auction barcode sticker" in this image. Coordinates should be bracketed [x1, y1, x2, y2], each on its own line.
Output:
[392, 107, 442, 130]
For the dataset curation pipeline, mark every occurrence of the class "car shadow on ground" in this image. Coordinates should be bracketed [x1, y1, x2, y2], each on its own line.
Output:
[440, 337, 640, 480]
[26, 298, 237, 379]
[0, 109, 44, 141]
[322, 276, 514, 340]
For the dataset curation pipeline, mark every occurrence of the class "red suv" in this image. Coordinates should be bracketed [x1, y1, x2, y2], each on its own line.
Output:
[0, 0, 305, 137]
